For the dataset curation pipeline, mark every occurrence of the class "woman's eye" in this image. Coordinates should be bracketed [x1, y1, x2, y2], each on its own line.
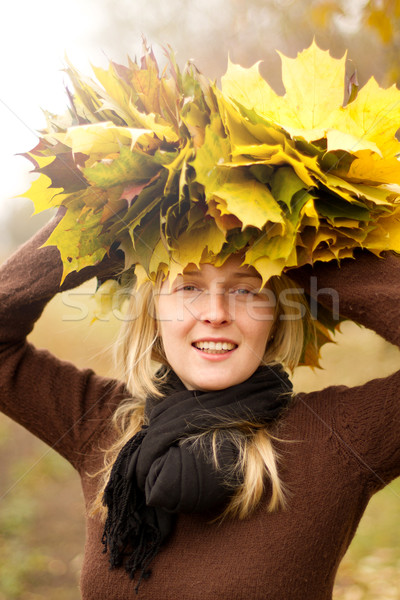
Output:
[180, 285, 199, 292]
[232, 288, 254, 296]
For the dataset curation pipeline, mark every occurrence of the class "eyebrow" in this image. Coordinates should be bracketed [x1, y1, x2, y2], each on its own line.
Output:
[182, 271, 262, 280]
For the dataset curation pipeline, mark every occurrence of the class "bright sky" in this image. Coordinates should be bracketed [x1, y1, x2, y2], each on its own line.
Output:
[0, 0, 113, 244]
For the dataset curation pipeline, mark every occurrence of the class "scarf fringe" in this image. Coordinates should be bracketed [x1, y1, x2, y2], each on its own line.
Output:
[102, 429, 162, 591]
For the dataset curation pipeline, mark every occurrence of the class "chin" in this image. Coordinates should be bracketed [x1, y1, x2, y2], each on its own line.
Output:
[196, 382, 231, 391]
[188, 372, 246, 391]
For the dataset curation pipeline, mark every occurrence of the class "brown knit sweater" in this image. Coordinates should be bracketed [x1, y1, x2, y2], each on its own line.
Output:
[0, 220, 399, 600]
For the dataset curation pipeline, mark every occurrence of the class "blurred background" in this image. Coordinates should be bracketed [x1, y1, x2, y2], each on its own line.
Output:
[1, 0, 400, 598]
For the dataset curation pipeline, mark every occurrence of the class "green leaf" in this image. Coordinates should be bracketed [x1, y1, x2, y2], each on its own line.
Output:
[270, 167, 307, 210]
[315, 195, 371, 222]
[43, 199, 111, 282]
[122, 170, 168, 232]
[191, 117, 231, 189]
[83, 145, 163, 188]
[127, 210, 162, 274]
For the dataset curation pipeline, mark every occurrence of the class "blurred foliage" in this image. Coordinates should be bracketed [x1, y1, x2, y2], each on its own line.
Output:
[0, 419, 83, 600]
[311, 0, 400, 84]
[334, 479, 400, 600]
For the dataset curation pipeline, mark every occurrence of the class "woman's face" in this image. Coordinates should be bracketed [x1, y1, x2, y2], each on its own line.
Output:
[156, 256, 276, 391]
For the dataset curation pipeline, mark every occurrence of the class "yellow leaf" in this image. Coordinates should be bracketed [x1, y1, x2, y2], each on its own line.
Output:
[248, 256, 286, 287]
[206, 199, 242, 233]
[211, 169, 283, 229]
[29, 155, 56, 169]
[83, 145, 161, 188]
[160, 77, 180, 127]
[345, 151, 400, 186]
[19, 174, 66, 214]
[302, 198, 320, 228]
[221, 59, 281, 117]
[127, 99, 179, 143]
[301, 318, 334, 369]
[227, 140, 320, 189]
[332, 77, 400, 158]
[44, 204, 110, 283]
[326, 129, 381, 155]
[65, 122, 151, 156]
[181, 102, 209, 148]
[231, 143, 283, 160]
[283, 126, 328, 143]
[191, 118, 231, 188]
[278, 41, 346, 130]
[148, 239, 170, 277]
[91, 63, 138, 127]
[164, 143, 193, 195]
[262, 146, 318, 188]
[246, 231, 295, 263]
[332, 219, 364, 230]
[134, 263, 154, 288]
[64, 58, 106, 121]
[313, 227, 337, 251]
[364, 206, 400, 252]
[191, 119, 282, 229]
[130, 61, 160, 114]
[217, 92, 287, 147]
[324, 172, 394, 206]
[167, 220, 226, 284]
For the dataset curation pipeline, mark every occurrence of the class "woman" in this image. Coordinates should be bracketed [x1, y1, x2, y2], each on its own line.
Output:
[1, 211, 399, 599]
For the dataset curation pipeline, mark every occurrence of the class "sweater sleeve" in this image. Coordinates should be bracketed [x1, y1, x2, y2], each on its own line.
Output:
[0, 219, 127, 468]
[293, 252, 400, 488]
[293, 250, 400, 347]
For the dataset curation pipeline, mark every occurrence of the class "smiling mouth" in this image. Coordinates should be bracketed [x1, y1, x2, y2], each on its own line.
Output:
[192, 341, 237, 354]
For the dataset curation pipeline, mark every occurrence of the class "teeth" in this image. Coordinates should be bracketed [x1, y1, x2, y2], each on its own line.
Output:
[193, 341, 236, 353]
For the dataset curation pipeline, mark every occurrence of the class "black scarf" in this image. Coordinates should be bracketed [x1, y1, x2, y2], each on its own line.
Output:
[102, 364, 292, 590]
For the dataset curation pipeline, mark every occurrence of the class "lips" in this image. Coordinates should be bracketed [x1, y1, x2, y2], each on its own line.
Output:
[192, 340, 237, 354]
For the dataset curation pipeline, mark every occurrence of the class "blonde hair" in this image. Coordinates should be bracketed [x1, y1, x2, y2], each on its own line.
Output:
[91, 271, 315, 520]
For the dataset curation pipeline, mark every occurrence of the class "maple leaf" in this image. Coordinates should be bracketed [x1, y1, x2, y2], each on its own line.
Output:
[331, 77, 400, 158]
[64, 122, 151, 157]
[83, 145, 163, 188]
[20, 171, 66, 214]
[44, 198, 112, 282]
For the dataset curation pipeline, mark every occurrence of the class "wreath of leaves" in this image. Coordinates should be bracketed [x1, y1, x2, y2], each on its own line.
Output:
[21, 41, 400, 366]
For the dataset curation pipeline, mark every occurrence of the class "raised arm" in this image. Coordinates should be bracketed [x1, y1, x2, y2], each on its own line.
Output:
[293, 250, 400, 348]
[0, 218, 127, 468]
[291, 251, 400, 486]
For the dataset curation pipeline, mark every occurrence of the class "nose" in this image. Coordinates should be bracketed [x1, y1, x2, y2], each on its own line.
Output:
[197, 290, 232, 326]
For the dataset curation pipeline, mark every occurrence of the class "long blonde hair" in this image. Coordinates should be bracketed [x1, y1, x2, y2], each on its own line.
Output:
[91, 271, 315, 520]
